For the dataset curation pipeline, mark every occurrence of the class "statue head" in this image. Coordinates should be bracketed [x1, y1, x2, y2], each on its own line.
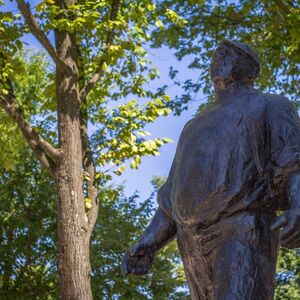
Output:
[210, 40, 260, 91]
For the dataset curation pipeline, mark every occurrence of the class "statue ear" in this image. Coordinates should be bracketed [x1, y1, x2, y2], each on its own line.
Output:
[249, 64, 260, 82]
[248, 75, 256, 83]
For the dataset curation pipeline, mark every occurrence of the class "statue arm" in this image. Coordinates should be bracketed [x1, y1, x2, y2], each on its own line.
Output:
[122, 208, 176, 275]
[287, 173, 300, 210]
[136, 207, 177, 253]
[272, 173, 300, 248]
[122, 119, 193, 275]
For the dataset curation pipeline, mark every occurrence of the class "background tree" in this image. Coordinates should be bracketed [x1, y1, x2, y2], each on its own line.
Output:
[0, 147, 188, 299]
[152, 0, 300, 112]
[2, 113, 299, 300]
[1, 0, 300, 298]
[0, 149, 57, 299]
[275, 249, 300, 299]
[92, 182, 188, 300]
[0, 0, 188, 298]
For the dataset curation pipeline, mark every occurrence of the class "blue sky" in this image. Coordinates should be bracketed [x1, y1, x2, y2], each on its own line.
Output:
[3, 1, 206, 200]
[116, 57, 201, 199]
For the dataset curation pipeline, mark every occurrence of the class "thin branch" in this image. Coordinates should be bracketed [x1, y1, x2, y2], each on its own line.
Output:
[16, 0, 64, 69]
[84, 148, 99, 232]
[80, 0, 120, 99]
[0, 90, 60, 175]
[81, 99, 98, 230]
[0, 97, 55, 174]
[78, 47, 99, 230]
[2, 89, 60, 160]
[81, 108, 98, 231]
[105, 0, 120, 45]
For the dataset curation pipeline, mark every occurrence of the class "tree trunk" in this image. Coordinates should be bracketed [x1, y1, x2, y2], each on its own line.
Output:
[55, 26, 93, 299]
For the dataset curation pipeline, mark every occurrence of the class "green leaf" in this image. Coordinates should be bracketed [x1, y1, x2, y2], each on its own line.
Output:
[162, 137, 173, 143]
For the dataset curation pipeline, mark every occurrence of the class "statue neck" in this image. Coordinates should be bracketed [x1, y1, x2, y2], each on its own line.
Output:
[215, 80, 256, 103]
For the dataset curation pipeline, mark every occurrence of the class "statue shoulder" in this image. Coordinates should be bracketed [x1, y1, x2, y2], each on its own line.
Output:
[263, 93, 294, 113]
[183, 117, 196, 130]
[177, 117, 197, 144]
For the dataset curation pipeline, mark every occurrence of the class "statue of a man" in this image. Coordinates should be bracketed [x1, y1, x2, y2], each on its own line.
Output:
[122, 40, 300, 299]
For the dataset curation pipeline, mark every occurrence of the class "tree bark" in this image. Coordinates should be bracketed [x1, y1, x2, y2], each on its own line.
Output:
[12, 0, 122, 298]
[55, 26, 93, 300]
[8, 1, 97, 298]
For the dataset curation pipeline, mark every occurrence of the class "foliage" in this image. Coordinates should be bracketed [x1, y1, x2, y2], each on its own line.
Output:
[0, 1, 189, 296]
[0, 150, 57, 299]
[0, 47, 58, 168]
[151, 175, 167, 190]
[152, 0, 300, 109]
[0, 7, 25, 169]
[1, 0, 299, 298]
[0, 149, 187, 299]
[0, 0, 187, 175]
[275, 248, 300, 300]
[92, 185, 187, 299]
[2, 150, 300, 299]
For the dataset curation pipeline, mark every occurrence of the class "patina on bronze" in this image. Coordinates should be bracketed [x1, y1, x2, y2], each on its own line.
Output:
[122, 40, 300, 300]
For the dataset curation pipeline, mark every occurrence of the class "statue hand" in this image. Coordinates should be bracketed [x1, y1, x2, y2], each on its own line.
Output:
[271, 210, 300, 249]
[121, 242, 154, 275]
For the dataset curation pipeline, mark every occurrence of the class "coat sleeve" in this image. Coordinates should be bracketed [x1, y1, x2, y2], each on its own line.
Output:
[267, 97, 300, 195]
[157, 118, 194, 221]
[156, 159, 175, 220]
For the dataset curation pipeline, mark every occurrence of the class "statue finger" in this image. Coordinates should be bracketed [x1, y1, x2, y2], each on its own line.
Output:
[142, 264, 151, 275]
[280, 222, 298, 241]
[142, 266, 150, 275]
[121, 253, 130, 275]
[271, 214, 288, 231]
[129, 243, 145, 257]
[283, 237, 300, 249]
[128, 263, 140, 275]
[280, 230, 299, 247]
[137, 264, 149, 275]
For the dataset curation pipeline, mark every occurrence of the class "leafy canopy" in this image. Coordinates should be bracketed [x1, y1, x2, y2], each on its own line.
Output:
[0, 0, 188, 181]
[0, 149, 188, 299]
[152, 0, 300, 110]
[276, 248, 300, 300]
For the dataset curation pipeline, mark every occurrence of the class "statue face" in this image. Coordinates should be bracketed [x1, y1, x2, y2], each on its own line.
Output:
[210, 44, 241, 89]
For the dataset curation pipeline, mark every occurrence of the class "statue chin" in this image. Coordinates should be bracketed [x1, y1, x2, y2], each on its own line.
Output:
[213, 76, 234, 91]
[214, 77, 226, 90]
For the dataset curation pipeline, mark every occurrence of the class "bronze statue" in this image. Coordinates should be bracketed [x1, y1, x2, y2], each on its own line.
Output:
[122, 40, 300, 299]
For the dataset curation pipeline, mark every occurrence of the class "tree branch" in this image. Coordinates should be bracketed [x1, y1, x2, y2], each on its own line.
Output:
[0, 89, 60, 175]
[2, 91, 60, 160]
[81, 105, 98, 229]
[80, 102, 98, 231]
[84, 143, 98, 232]
[77, 46, 99, 231]
[16, 0, 64, 69]
[79, 0, 120, 99]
